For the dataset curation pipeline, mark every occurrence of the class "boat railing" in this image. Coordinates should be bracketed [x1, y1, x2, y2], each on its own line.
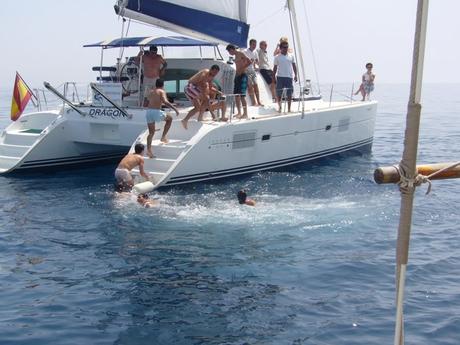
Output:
[327, 83, 367, 104]
[32, 82, 90, 111]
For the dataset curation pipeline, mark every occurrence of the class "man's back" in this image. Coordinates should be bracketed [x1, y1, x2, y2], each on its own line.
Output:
[118, 153, 142, 170]
[189, 69, 209, 89]
[147, 88, 165, 109]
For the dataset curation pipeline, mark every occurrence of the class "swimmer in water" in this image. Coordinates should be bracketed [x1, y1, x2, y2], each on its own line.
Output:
[137, 193, 159, 208]
[237, 189, 256, 206]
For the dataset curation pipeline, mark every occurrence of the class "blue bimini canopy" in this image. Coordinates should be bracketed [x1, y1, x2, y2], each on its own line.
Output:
[84, 36, 218, 48]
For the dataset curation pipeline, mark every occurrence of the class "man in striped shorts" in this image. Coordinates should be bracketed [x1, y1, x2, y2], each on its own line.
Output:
[181, 65, 220, 129]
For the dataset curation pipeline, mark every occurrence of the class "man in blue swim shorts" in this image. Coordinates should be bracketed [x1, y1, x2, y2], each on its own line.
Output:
[145, 79, 179, 158]
[226, 44, 252, 119]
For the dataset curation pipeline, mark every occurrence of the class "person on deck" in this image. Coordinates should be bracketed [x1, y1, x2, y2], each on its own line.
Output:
[135, 45, 167, 107]
[273, 37, 294, 56]
[354, 62, 375, 101]
[181, 65, 221, 129]
[257, 40, 276, 100]
[273, 41, 298, 113]
[226, 44, 252, 119]
[201, 81, 228, 122]
[114, 143, 149, 190]
[145, 79, 179, 158]
[244, 39, 263, 106]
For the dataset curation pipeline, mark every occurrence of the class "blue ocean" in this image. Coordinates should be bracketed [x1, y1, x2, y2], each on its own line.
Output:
[0, 84, 459, 344]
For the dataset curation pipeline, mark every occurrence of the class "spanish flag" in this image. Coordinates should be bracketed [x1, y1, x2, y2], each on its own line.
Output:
[11, 72, 34, 121]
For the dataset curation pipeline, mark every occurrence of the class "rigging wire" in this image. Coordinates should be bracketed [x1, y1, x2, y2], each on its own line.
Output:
[302, 0, 321, 95]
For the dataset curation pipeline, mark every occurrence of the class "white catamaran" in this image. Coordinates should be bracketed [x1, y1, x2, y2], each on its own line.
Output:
[0, 0, 377, 189]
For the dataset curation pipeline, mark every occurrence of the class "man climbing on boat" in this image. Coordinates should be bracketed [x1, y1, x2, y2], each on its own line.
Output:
[135, 45, 167, 106]
[273, 41, 297, 113]
[145, 79, 179, 158]
[115, 143, 150, 190]
[181, 65, 221, 129]
[204, 81, 228, 122]
[226, 44, 252, 119]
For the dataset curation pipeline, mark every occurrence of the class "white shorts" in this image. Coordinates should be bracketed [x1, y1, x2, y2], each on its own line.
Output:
[143, 77, 158, 98]
[114, 168, 133, 183]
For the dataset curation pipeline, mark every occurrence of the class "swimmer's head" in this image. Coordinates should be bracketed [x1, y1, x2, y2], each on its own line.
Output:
[137, 193, 149, 200]
[237, 190, 247, 204]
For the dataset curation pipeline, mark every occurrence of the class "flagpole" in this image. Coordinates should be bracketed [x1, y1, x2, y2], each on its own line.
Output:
[394, 1, 429, 344]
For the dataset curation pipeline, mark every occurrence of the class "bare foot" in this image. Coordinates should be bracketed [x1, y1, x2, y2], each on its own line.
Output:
[258, 103, 264, 107]
[147, 150, 154, 158]
[160, 137, 169, 144]
[181, 119, 188, 130]
[220, 117, 228, 122]
[277, 108, 282, 113]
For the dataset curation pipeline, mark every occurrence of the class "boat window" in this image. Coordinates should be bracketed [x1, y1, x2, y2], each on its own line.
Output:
[261, 134, 271, 141]
[338, 118, 350, 132]
[163, 68, 197, 101]
[232, 131, 256, 149]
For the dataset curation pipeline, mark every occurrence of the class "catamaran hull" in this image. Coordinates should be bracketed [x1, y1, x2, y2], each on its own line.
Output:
[148, 101, 377, 188]
[0, 107, 147, 173]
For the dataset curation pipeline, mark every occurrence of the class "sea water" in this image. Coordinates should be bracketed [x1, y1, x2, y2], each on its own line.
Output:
[0, 84, 459, 344]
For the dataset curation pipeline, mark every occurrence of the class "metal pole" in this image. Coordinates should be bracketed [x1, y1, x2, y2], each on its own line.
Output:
[99, 48, 104, 82]
[394, 1, 429, 344]
[138, 49, 144, 107]
[287, 0, 306, 113]
[351, 82, 354, 103]
[329, 84, 333, 107]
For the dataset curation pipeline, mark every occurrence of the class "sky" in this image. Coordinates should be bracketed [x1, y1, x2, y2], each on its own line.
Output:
[0, 0, 459, 95]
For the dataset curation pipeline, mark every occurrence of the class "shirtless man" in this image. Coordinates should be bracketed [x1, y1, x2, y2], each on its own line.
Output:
[226, 44, 252, 119]
[135, 45, 167, 106]
[181, 64, 221, 129]
[237, 189, 256, 206]
[114, 143, 149, 189]
[145, 79, 179, 158]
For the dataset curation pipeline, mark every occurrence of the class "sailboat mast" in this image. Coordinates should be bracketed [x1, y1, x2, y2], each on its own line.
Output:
[394, 1, 429, 345]
[286, 0, 307, 87]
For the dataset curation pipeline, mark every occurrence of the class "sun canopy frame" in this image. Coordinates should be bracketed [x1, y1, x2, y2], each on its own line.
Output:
[84, 35, 219, 48]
